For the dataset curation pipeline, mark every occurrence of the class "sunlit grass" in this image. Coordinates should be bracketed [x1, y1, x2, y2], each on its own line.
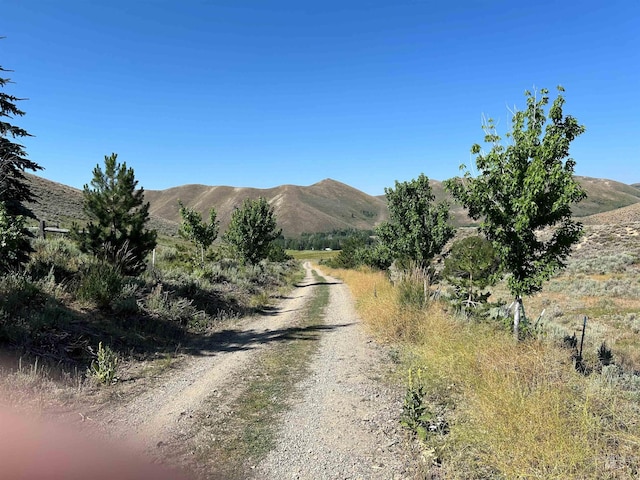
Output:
[287, 249, 338, 262]
[323, 265, 640, 479]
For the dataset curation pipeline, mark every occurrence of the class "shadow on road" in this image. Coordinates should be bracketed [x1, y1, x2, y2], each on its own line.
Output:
[295, 281, 342, 288]
[191, 322, 355, 356]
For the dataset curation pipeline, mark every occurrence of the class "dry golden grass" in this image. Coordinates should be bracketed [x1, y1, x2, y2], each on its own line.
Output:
[324, 265, 640, 479]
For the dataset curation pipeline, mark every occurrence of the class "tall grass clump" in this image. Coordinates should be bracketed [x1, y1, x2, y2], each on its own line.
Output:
[325, 265, 640, 479]
[75, 260, 124, 310]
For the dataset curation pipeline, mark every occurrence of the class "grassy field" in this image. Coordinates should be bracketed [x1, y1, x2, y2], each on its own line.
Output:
[322, 221, 640, 479]
[287, 249, 339, 262]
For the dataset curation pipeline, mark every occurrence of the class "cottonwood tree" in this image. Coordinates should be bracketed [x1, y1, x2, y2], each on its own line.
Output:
[376, 173, 454, 269]
[445, 87, 585, 339]
[224, 197, 281, 265]
[178, 201, 219, 264]
[1, 46, 43, 270]
[71, 153, 157, 274]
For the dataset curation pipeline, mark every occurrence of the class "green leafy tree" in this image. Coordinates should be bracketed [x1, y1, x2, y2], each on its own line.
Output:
[224, 197, 282, 265]
[1, 46, 43, 270]
[443, 235, 500, 314]
[445, 87, 585, 338]
[377, 173, 454, 269]
[328, 236, 366, 269]
[71, 153, 157, 274]
[178, 201, 219, 264]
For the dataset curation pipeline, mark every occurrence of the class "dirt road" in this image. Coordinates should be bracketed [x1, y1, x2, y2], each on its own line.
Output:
[86, 263, 418, 478]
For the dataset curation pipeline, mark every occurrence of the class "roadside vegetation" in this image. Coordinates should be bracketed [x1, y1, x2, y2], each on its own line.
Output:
[321, 88, 640, 478]
[0, 60, 300, 404]
[4, 46, 640, 478]
[324, 263, 640, 478]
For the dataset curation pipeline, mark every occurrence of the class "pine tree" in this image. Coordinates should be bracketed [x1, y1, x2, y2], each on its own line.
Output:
[71, 153, 156, 274]
[0, 42, 43, 270]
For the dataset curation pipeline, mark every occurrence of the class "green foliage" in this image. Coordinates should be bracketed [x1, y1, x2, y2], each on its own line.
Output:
[88, 341, 119, 385]
[377, 173, 454, 269]
[143, 283, 202, 325]
[1, 48, 43, 269]
[326, 236, 365, 269]
[0, 51, 43, 217]
[444, 236, 500, 316]
[26, 236, 82, 283]
[446, 88, 585, 298]
[400, 368, 433, 442]
[0, 272, 42, 316]
[0, 201, 26, 272]
[224, 197, 282, 265]
[70, 153, 157, 275]
[266, 242, 292, 262]
[76, 260, 124, 310]
[445, 87, 585, 336]
[178, 201, 219, 264]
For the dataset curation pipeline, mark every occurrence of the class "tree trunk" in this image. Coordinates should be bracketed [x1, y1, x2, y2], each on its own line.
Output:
[513, 296, 522, 340]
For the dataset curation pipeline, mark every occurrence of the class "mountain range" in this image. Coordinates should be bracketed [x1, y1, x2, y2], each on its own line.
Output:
[24, 173, 640, 238]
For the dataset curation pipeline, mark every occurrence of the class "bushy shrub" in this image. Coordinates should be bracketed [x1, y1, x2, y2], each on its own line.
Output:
[443, 236, 500, 318]
[143, 283, 200, 325]
[267, 242, 292, 262]
[0, 272, 43, 314]
[27, 237, 83, 283]
[111, 281, 141, 314]
[76, 261, 124, 310]
[0, 202, 27, 272]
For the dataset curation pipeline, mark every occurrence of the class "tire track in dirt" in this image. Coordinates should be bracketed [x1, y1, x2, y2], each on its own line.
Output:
[88, 263, 319, 456]
[254, 268, 419, 479]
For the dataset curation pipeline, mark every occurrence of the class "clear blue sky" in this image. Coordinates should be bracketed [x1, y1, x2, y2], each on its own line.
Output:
[3, 0, 639, 195]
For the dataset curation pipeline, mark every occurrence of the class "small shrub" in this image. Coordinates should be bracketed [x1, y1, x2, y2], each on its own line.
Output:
[88, 341, 119, 385]
[143, 284, 199, 324]
[597, 341, 614, 366]
[0, 273, 43, 314]
[76, 261, 124, 310]
[112, 281, 141, 314]
[267, 243, 292, 262]
[400, 368, 449, 441]
[400, 368, 431, 441]
[562, 333, 578, 349]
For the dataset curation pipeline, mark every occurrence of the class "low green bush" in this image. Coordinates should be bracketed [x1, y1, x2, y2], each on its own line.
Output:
[76, 261, 124, 310]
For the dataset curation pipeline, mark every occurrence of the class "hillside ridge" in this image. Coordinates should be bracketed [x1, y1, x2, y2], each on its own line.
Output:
[24, 173, 640, 237]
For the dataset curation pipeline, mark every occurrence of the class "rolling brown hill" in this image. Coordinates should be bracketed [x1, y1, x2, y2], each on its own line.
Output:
[143, 179, 389, 237]
[572, 177, 640, 216]
[23, 174, 179, 237]
[581, 201, 640, 225]
[23, 173, 640, 238]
